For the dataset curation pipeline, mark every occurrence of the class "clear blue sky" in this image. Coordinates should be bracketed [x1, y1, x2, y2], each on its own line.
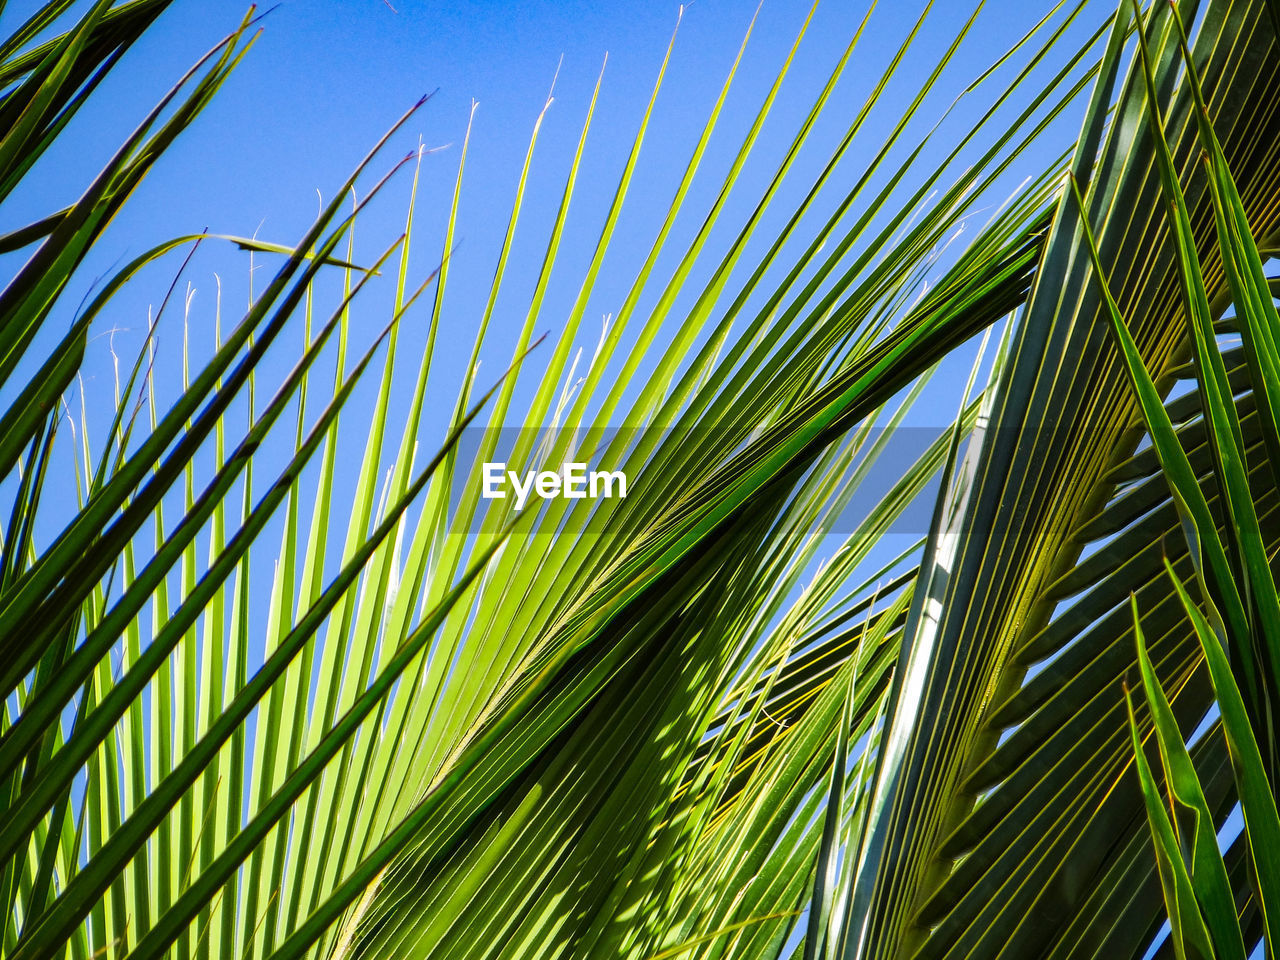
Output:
[0, 0, 1114, 641]
[3, 0, 1097, 457]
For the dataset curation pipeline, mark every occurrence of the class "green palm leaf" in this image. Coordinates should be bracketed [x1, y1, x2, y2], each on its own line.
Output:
[7, 2, 1280, 960]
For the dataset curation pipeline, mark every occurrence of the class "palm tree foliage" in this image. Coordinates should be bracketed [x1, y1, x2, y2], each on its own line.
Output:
[845, 3, 1280, 960]
[1078, 5, 1280, 958]
[2, 0, 1280, 959]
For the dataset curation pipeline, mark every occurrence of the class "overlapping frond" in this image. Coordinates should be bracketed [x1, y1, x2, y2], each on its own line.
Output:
[848, 3, 1280, 960]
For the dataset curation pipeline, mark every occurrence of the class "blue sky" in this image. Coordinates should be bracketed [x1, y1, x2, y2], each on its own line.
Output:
[4, 0, 1097, 460]
[0, 0, 1111, 697]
